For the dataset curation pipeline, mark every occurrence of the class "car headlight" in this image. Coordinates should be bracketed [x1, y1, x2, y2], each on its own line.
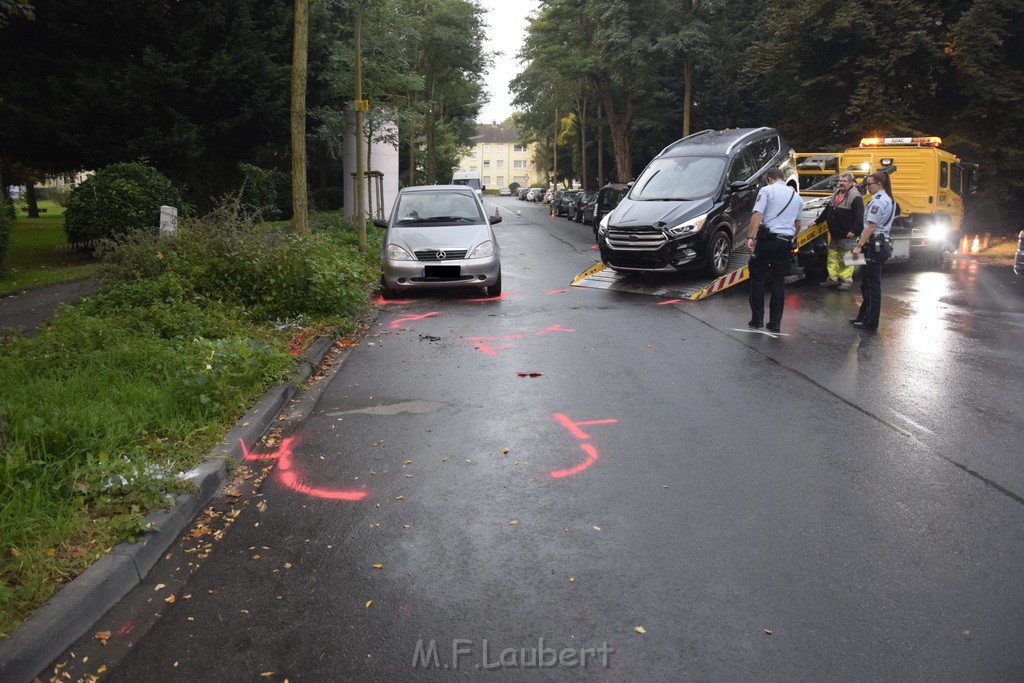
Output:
[386, 244, 414, 261]
[927, 224, 947, 240]
[598, 214, 611, 236]
[468, 240, 494, 258]
[666, 212, 708, 236]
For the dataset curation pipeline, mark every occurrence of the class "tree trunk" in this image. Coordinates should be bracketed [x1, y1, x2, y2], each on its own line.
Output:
[597, 102, 604, 188]
[682, 55, 693, 137]
[579, 95, 588, 189]
[290, 0, 309, 235]
[599, 85, 634, 182]
[354, 5, 366, 251]
[26, 183, 39, 218]
[553, 107, 558, 188]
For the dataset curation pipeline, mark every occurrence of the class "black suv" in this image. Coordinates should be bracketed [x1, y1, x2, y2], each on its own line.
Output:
[597, 128, 798, 277]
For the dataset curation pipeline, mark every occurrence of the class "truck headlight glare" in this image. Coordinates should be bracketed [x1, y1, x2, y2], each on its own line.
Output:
[927, 224, 947, 240]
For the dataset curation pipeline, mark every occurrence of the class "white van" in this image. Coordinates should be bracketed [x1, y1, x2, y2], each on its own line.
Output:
[451, 171, 484, 199]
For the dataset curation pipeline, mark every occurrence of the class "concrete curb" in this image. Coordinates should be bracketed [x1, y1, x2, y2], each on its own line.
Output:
[0, 333, 339, 683]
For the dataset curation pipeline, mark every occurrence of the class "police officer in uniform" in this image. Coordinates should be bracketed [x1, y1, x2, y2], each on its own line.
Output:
[746, 168, 802, 333]
[850, 171, 895, 330]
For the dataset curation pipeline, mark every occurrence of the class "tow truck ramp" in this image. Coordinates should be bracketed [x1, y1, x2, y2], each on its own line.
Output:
[572, 223, 828, 301]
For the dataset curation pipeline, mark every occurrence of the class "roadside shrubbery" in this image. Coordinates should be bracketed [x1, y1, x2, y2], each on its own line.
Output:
[0, 196, 12, 273]
[64, 162, 184, 251]
[0, 203, 381, 635]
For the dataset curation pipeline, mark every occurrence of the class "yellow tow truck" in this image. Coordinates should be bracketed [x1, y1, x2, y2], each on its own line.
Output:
[841, 136, 977, 267]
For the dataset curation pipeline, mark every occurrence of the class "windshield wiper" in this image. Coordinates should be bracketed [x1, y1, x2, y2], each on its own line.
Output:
[423, 216, 474, 222]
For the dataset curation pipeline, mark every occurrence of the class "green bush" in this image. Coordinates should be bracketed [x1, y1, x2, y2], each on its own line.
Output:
[98, 200, 381, 323]
[238, 163, 289, 220]
[64, 162, 184, 251]
[0, 197, 12, 273]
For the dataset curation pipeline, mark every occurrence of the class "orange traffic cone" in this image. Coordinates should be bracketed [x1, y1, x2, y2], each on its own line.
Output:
[971, 235, 980, 254]
[958, 235, 969, 254]
[494, 207, 500, 217]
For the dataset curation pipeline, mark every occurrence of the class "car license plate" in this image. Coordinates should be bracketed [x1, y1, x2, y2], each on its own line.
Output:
[423, 265, 460, 279]
[891, 239, 910, 259]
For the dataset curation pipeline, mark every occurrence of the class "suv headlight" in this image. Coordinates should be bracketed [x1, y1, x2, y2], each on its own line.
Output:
[666, 212, 708, 237]
[598, 214, 611, 236]
[386, 244, 414, 261]
[468, 241, 494, 258]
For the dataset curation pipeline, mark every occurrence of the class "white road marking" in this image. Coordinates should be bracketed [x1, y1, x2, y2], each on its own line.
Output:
[732, 328, 789, 338]
[891, 410, 935, 434]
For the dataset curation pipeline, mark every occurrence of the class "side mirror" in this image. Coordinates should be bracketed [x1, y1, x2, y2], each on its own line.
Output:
[489, 214, 503, 225]
[372, 218, 388, 230]
[481, 186, 486, 192]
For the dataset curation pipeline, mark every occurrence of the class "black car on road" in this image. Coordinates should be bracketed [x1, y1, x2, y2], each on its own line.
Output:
[597, 127, 798, 277]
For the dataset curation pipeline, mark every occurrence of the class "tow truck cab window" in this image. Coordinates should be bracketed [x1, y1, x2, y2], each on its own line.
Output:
[940, 161, 948, 189]
[951, 164, 962, 195]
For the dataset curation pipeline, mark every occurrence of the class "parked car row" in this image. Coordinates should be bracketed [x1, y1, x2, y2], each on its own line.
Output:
[546, 183, 630, 236]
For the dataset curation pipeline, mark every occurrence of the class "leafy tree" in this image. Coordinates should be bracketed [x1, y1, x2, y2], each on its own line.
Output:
[946, 0, 1024, 201]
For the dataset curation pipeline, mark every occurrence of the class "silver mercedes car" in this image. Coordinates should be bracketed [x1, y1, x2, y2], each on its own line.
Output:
[375, 185, 502, 299]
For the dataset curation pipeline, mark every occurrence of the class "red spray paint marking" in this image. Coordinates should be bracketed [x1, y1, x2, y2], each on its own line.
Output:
[546, 289, 569, 294]
[552, 413, 618, 440]
[389, 311, 440, 329]
[473, 342, 517, 356]
[550, 444, 599, 479]
[658, 299, 682, 305]
[535, 324, 576, 336]
[117, 624, 135, 636]
[374, 295, 414, 305]
[240, 436, 367, 501]
[548, 413, 618, 478]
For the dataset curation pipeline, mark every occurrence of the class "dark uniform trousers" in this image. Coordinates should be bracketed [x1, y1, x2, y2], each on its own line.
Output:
[857, 259, 884, 326]
[748, 236, 793, 327]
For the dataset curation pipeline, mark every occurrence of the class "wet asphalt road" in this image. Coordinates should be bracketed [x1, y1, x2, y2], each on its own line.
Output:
[61, 197, 1024, 681]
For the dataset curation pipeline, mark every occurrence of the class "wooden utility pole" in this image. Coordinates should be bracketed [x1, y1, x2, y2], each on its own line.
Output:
[354, 4, 367, 252]
[290, 0, 309, 235]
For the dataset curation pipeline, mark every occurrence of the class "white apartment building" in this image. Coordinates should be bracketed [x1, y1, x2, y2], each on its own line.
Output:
[455, 123, 541, 190]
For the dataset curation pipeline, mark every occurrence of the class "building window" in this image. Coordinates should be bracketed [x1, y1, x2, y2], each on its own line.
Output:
[484, 176, 491, 185]
[497, 144, 505, 152]
[496, 160, 504, 168]
[469, 166, 477, 172]
[514, 160, 526, 169]
[497, 176, 504, 186]
[483, 160, 491, 169]
[483, 144, 490, 152]
[514, 144, 527, 153]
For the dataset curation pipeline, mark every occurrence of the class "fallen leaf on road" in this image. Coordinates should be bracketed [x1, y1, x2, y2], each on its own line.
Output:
[593, 526, 602, 531]
[154, 584, 166, 591]
[634, 626, 646, 634]
[94, 631, 111, 645]
[165, 594, 176, 604]
[500, 448, 509, 454]
[764, 628, 773, 635]
[404, 460, 413, 465]
[257, 500, 268, 513]
[509, 520, 518, 525]
[372, 564, 383, 569]
[365, 600, 373, 608]
[395, 496, 404, 501]
[283, 563, 292, 569]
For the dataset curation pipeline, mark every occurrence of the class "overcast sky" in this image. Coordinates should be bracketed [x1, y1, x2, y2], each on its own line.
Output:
[475, 0, 540, 125]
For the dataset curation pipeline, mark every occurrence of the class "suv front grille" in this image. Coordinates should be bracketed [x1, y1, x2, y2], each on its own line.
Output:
[415, 249, 468, 261]
[605, 227, 667, 250]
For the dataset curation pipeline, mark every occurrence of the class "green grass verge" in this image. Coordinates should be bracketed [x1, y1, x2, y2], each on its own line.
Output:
[0, 200, 99, 295]
[0, 209, 382, 635]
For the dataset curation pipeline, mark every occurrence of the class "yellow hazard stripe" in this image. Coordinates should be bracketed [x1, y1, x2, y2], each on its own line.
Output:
[796, 222, 828, 248]
[688, 265, 750, 301]
[571, 262, 606, 286]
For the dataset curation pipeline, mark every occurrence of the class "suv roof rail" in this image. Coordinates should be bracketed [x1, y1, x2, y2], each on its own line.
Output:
[660, 129, 715, 155]
[724, 127, 771, 155]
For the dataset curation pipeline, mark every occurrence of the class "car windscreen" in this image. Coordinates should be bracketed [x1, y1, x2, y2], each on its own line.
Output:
[452, 178, 481, 190]
[629, 156, 726, 201]
[394, 192, 484, 224]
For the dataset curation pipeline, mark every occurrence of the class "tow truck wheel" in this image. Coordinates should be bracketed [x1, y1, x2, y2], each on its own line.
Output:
[929, 248, 945, 270]
[706, 229, 732, 277]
